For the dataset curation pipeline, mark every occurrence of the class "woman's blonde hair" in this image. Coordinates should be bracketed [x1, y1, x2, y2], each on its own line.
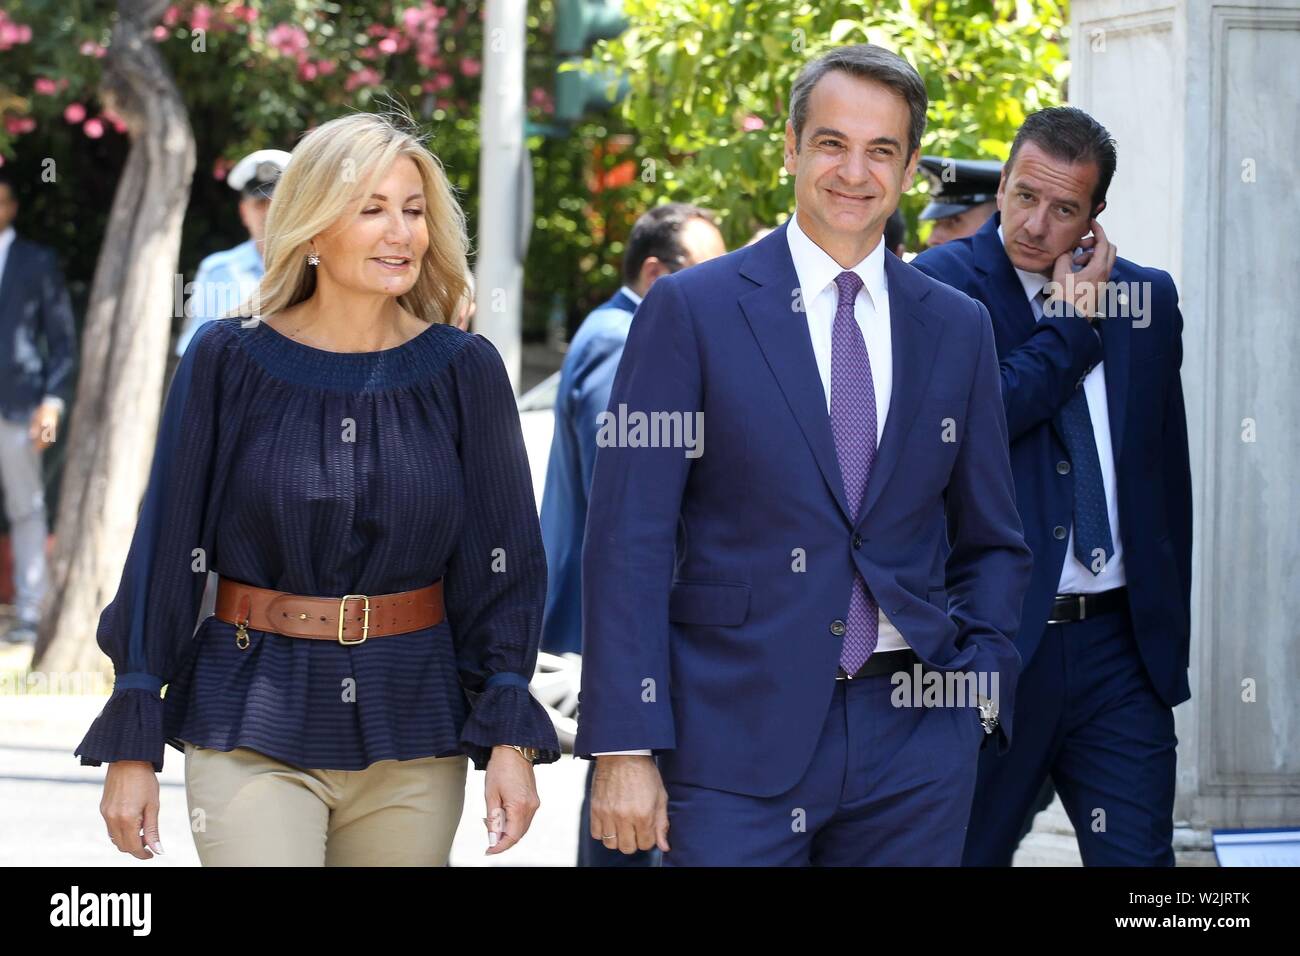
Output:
[233, 106, 470, 326]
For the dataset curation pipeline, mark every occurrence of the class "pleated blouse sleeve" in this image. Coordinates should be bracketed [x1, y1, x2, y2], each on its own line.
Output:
[74, 319, 225, 772]
[446, 333, 561, 770]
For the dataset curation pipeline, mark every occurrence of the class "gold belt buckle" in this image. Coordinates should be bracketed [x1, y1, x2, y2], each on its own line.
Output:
[338, 594, 371, 645]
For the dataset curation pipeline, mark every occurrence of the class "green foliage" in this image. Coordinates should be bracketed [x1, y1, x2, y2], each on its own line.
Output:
[0, 0, 1069, 343]
[0, 0, 629, 338]
[588, 0, 1069, 248]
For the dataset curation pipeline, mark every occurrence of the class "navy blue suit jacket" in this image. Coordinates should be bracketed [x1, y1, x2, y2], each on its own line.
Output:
[539, 289, 639, 655]
[575, 220, 1033, 797]
[913, 214, 1192, 707]
[0, 233, 77, 418]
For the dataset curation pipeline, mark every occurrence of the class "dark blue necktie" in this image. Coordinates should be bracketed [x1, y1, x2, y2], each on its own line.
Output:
[1053, 319, 1115, 574]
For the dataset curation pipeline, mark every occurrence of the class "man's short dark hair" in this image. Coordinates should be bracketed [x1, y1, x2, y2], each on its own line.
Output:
[623, 203, 717, 285]
[1007, 106, 1117, 212]
[788, 44, 928, 159]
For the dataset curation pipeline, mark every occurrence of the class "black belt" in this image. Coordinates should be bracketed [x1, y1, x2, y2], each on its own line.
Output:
[836, 648, 918, 680]
[1046, 587, 1128, 625]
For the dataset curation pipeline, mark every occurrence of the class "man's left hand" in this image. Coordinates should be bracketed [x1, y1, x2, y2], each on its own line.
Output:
[29, 400, 61, 451]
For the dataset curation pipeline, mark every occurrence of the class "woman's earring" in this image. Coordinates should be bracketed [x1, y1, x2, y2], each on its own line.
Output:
[307, 251, 320, 266]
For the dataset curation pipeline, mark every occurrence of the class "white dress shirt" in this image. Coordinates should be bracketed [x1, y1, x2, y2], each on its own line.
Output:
[999, 226, 1126, 593]
[787, 208, 908, 651]
[0, 226, 64, 414]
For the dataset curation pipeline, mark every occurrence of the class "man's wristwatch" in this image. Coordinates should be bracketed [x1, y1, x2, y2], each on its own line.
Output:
[501, 745, 541, 764]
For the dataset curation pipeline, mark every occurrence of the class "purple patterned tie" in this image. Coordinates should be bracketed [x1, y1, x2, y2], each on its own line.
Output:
[830, 270, 879, 674]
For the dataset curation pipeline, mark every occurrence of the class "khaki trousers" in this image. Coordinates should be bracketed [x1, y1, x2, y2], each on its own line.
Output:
[182, 741, 468, 866]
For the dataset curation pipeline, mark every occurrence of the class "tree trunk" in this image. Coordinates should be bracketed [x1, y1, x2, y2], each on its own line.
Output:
[34, 0, 195, 680]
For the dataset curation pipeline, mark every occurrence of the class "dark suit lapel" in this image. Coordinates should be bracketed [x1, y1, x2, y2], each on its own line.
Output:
[0, 237, 25, 325]
[739, 221, 853, 523]
[1099, 295, 1131, 461]
[974, 214, 1036, 341]
[856, 253, 940, 525]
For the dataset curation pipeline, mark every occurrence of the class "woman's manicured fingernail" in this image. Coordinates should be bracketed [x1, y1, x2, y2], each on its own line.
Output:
[488, 831, 500, 847]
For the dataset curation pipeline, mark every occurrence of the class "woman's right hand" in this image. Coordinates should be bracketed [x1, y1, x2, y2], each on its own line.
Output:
[101, 761, 163, 859]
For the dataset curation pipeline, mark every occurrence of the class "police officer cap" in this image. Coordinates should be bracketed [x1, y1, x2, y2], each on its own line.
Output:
[227, 149, 292, 200]
[918, 155, 1003, 221]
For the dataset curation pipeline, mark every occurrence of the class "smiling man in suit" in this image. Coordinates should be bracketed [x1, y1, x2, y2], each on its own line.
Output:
[574, 44, 1033, 866]
[913, 107, 1192, 866]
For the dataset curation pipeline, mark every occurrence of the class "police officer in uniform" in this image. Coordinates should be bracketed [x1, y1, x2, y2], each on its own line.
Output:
[918, 155, 1001, 247]
[176, 149, 291, 355]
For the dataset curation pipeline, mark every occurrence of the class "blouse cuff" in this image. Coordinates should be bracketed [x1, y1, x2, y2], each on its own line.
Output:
[74, 674, 167, 773]
[459, 672, 562, 771]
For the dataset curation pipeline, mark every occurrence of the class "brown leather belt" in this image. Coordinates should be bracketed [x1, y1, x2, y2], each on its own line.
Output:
[214, 576, 445, 648]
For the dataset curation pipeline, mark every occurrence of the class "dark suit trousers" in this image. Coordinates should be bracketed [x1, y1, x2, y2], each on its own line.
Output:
[963, 607, 1177, 866]
[661, 671, 983, 866]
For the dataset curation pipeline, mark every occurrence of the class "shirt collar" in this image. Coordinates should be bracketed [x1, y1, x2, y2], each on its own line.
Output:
[618, 284, 643, 306]
[786, 206, 888, 312]
[997, 224, 1050, 302]
[0, 226, 15, 257]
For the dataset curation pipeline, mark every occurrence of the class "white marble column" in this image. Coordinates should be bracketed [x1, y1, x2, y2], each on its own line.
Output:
[1069, 0, 1300, 861]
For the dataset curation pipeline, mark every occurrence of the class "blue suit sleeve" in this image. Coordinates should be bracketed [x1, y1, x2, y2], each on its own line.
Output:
[38, 249, 77, 405]
[448, 334, 561, 770]
[575, 276, 699, 756]
[573, 334, 626, 493]
[944, 300, 1035, 755]
[1160, 274, 1193, 645]
[998, 303, 1104, 442]
[74, 321, 224, 772]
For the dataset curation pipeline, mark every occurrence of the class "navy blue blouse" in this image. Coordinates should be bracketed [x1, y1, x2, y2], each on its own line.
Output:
[74, 316, 560, 772]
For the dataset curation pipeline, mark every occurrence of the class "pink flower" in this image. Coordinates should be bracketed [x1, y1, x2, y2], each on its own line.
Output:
[344, 67, 383, 92]
[190, 3, 213, 32]
[64, 103, 87, 124]
[34, 77, 58, 95]
[213, 157, 232, 180]
[742, 114, 765, 131]
[315, 59, 337, 76]
[434, 72, 454, 91]
[378, 37, 398, 54]
[84, 118, 105, 138]
[267, 23, 309, 59]
[4, 116, 36, 135]
[298, 61, 318, 81]
[459, 57, 481, 77]
[79, 40, 107, 57]
[153, 25, 168, 41]
[162, 5, 181, 27]
[1, 17, 33, 49]
[225, 3, 257, 23]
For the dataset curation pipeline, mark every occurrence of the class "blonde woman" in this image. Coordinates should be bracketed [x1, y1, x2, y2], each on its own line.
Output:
[76, 110, 559, 865]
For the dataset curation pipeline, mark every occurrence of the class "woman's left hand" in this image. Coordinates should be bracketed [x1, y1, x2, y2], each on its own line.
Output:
[483, 746, 541, 855]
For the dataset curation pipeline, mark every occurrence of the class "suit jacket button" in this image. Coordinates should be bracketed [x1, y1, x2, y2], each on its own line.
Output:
[852, 533, 863, 549]
[1053, 525, 1068, 540]
[830, 620, 846, 637]
[1056, 460, 1071, 475]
